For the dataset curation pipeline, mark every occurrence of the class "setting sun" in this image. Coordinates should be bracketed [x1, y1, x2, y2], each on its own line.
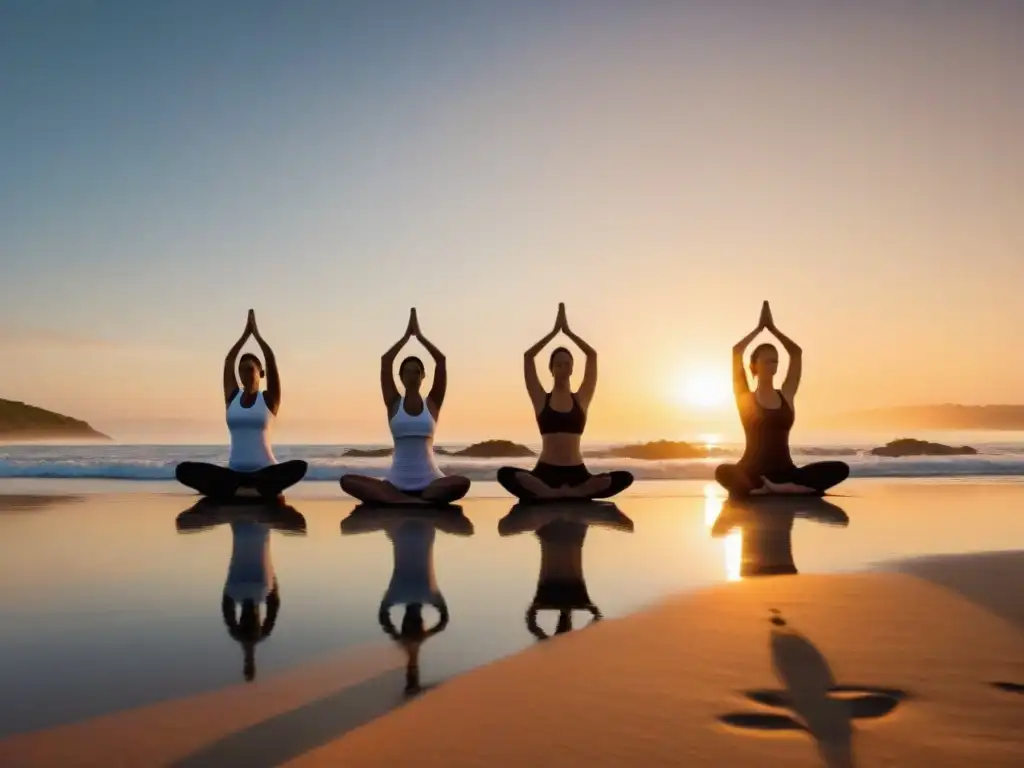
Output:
[674, 370, 731, 410]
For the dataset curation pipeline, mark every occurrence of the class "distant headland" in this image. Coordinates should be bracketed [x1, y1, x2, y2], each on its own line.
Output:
[0, 399, 111, 442]
[830, 404, 1024, 431]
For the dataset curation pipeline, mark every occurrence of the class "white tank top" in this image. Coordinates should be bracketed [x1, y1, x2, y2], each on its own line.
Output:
[226, 390, 277, 471]
[224, 521, 275, 602]
[382, 521, 443, 608]
[386, 397, 443, 491]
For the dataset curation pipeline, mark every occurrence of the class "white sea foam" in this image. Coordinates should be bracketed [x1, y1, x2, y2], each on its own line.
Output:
[0, 443, 1023, 481]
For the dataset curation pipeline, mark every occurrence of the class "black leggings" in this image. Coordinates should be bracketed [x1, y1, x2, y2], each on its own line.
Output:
[497, 463, 634, 501]
[176, 460, 308, 499]
[715, 461, 849, 497]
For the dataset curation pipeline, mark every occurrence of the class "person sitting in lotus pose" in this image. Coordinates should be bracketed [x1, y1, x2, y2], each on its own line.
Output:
[715, 301, 849, 497]
[497, 303, 633, 501]
[175, 310, 308, 499]
[339, 308, 471, 505]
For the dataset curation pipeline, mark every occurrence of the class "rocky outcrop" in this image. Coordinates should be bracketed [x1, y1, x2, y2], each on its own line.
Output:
[440, 440, 535, 458]
[587, 440, 724, 460]
[869, 438, 977, 457]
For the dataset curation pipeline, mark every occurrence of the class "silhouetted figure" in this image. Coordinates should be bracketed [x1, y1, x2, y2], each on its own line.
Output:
[175, 310, 307, 499]
[716, 301, 849, 497]
[222, 585, 280, 682]
[176, 500, 305, 681]
[711, 496, 849, 576]
[499, 502, 633, 639]
[340, 308, 470, 506]
[498, 303, 633, 501]
[341, 504, 473, 695]
[719, 609, 906, 768]
[379, 601, 449, 695]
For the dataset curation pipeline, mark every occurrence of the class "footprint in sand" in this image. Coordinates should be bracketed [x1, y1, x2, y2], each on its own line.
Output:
[990, 681, 1024, 695]
[718, 609, 909, 766]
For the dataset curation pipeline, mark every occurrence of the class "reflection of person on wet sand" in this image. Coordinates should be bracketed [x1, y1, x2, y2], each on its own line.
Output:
[498, 502, 633, 640]
[175, 497, 307, 534]
[711, 496, 849, 577]
[222, 584, 280, 683]
[341, 505, 473, 695]
[175, 500, 306, 681]
[222, 517, 282, 682]
[378, 599, 449, 695]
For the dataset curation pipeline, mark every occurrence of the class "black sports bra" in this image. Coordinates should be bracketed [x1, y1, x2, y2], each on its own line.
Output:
[537, 393, 587, 435]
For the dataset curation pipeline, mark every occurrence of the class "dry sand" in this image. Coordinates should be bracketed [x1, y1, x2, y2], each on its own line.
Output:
[1, 551, 1020, 767]
[286, 552, 1023, 768]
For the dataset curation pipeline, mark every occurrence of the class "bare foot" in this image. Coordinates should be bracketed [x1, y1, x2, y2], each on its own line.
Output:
[531, 483, 561, 499]
[558, 484, 587, 498]
[399, 493, 429, 505]
[759, 477, 815, 495]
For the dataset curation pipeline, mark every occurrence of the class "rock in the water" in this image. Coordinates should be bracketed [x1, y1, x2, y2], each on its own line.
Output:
[342, 447, 394, 458]
[590, 440, 719, 460]
[447, 440, 535, 458]
[869, 438, 977, 457]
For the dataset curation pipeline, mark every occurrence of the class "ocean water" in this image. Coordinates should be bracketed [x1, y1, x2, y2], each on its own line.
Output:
[2, 436, 1024, 482]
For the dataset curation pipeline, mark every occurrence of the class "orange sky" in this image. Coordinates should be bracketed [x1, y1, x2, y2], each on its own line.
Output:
[2, 4, 1021, 443]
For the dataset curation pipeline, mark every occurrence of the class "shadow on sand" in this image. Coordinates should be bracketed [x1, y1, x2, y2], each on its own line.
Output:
[169, 668, 410, 768]
[719, 611, 908, 768]
[0, 494, 85, 513]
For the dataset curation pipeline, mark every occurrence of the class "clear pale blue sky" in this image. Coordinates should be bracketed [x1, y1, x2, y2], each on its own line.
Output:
[2, 1, 1022, 441]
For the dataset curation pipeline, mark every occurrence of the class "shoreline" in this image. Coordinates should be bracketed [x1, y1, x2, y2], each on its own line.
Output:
[1, 548, 1019, 766]
[2, 481, 1023, 766]
[4, 475, 1024, 501]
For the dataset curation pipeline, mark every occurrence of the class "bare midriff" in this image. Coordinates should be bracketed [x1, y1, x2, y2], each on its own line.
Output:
[538, 433, 584, 466]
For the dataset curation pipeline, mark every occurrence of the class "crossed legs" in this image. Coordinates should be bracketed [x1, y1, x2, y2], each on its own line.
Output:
[715, 461, 850, 498]
[340, 474, 470, 505]
[176, 460, 308, 499]
[497, 465, 634, 501]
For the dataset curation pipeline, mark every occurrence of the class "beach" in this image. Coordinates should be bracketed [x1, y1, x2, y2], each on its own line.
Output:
[0, 476, 1021, 766]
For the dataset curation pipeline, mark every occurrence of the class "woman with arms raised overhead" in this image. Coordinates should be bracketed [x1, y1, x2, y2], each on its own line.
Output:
[497, 303, 633, 501]
[715, 301, 849, 498]
[175, 310, 308, 499]
[339, 308, 470, 505]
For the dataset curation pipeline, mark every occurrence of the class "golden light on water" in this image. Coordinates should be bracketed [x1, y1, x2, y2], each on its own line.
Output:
[703, 482, 742, 582]
[702, 482, 724, 527]
[724, 532, 743, 582]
